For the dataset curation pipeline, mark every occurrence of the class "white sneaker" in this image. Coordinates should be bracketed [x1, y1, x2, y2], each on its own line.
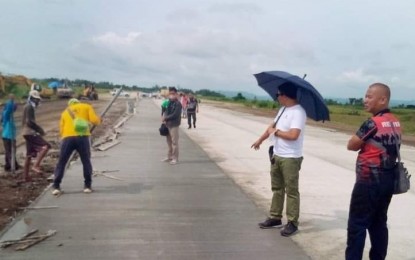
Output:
[52, 189, 61, 196]
[169, 159, 178, 165]
[83, 188, 93, 193]
[161, 158, 172, 162]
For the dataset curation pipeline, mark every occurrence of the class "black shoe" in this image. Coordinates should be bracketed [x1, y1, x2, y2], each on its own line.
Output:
[4, 165, 21, 171]
[188, 125, 191, 129]
[258, 218, 282, 229]
[280, 222, 298, 237]
[193, 124, 196, 128]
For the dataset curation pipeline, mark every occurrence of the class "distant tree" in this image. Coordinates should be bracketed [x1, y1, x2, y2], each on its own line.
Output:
[347, 98, 363, 106]
[233, 92, 246, 101]
[178, 88, 194, 94]
[325, 99, 340, 105]
[195, 89, 225, 98]
[355, 98, 363, 106]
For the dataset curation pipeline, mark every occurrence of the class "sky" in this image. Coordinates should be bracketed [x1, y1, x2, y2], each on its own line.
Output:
[1, 0, 414, 100]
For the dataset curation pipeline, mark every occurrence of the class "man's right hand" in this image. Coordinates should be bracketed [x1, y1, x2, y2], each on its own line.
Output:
[251, 140, 262, 150]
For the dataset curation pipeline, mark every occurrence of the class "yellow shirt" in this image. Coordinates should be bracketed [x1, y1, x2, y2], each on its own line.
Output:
[60, 103, 101, 138]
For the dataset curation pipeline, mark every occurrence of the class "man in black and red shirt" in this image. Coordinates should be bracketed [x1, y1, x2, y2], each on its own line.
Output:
[346, 83, 401, 260]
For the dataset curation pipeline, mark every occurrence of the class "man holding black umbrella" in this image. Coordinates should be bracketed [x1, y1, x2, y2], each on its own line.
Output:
[251, 84, 306, 237]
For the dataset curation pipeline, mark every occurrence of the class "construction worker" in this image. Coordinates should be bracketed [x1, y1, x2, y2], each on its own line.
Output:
[2, 94, 21, 172]
[52, 98, 101, 195]
[22, 90, 51, 181]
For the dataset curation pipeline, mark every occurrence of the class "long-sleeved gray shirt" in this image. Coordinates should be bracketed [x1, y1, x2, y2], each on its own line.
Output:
[164, 100, 182, 127]
[21, 103, 45, 136]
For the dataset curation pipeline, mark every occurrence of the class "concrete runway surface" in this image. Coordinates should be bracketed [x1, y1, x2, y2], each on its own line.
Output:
[180, 100, 415, 260]
[0, 99, 309, 260]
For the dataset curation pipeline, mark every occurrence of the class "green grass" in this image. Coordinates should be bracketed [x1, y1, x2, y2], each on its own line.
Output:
[0, 83, 29, 103]
[201, 96, 415, 135]
[329, 105, 415, 135]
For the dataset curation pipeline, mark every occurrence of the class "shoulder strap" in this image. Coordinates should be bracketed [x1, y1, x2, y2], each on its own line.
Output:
[389, 121, 401, 162]
[273, 107, 286, 128]
[67, 108, 76, 119]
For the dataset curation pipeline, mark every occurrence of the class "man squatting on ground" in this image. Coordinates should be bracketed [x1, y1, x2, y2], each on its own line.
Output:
[52, 98, 101, 195]
[251, 84, 306, 237]
[21, 90, 51, 182]
[161, 87, 182, 165]
[345, 83, 401, 260]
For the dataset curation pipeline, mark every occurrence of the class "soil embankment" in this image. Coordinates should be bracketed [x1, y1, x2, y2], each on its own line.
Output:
[0, 95, 130, 230]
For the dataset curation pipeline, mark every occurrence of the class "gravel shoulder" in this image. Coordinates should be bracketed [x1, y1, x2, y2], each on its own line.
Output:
[0, 95, 130, 231]
[202, 99, 415, 147]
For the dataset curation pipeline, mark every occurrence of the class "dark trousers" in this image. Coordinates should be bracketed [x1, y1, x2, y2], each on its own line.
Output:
[53, 136, 92, 189]
[2, 138, 19, 170]
[187, 112, 196, 127]
[345, 172, 394, 260]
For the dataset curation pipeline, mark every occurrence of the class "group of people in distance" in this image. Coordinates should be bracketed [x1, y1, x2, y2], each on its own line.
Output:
[179, 92, 199, 129]
[252, 82, 402, 260]
[1, 89, 101, 195]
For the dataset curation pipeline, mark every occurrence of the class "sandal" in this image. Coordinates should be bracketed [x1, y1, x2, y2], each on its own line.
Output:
[31, 167, 42, 174]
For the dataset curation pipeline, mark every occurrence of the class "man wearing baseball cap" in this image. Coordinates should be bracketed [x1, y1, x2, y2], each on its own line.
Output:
[21, 90, 51, 181]
[52, 98, 101, 195]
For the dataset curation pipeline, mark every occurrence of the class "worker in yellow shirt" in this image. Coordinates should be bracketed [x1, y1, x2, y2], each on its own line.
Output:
[52, 98, 101, 195]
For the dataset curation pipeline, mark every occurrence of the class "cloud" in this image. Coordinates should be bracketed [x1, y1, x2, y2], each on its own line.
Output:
[390, 43, 413, 51]
[165, 8, 201, 24]
[3, 0, 413, 100]
[336, 68, 378, 84]
[208, 2, 263, 15]
[68, 26, 317, 92]
[92, 32, 141, 46]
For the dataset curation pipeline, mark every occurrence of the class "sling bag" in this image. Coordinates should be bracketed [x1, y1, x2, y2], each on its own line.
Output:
[67, 108, 89, 136]
[390, 121, 411, 194]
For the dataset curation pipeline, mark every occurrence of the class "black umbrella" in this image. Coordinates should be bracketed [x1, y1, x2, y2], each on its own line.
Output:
[254, 71, 330, 121]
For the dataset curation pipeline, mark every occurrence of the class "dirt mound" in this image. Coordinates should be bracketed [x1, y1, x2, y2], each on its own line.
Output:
[0, 74, 32, 94]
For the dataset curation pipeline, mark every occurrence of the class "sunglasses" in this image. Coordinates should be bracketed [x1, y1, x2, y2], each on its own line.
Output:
[276, 93, 283, 98]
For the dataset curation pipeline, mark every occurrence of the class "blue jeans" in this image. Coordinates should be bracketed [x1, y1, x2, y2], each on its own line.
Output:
[53, 136, 92, 189]
[345, 171, 394, 260]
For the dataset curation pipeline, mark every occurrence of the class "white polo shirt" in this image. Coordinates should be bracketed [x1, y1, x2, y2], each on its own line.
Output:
[272, 104, 306, 158]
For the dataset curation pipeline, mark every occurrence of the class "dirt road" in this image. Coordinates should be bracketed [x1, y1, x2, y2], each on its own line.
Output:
[0, 95, 131, 230]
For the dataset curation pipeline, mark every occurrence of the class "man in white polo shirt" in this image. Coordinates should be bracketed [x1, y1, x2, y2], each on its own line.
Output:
[251, 84, 306, 236]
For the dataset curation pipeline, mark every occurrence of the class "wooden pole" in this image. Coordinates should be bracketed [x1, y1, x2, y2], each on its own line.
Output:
[11, 101, 16, 174]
